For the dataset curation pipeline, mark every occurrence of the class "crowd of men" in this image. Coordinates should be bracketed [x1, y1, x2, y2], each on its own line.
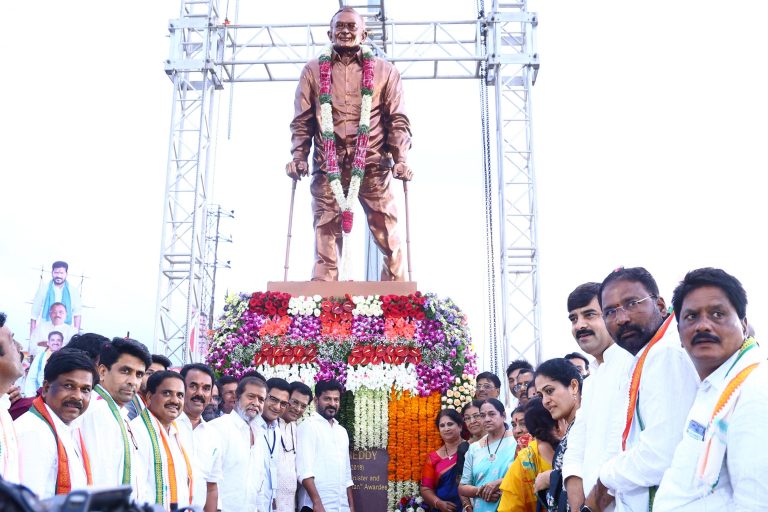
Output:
[471, 266, 766, 511]
[0, 321, 356, 512]
[1, 264, 764, 512]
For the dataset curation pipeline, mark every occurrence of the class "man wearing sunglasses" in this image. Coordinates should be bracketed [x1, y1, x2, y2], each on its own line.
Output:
[583, 267, 698, 512]
[258, 378, 292, 512]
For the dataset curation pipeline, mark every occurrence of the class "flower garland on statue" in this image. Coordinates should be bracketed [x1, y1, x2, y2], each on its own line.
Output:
[318, 44, 375, 280]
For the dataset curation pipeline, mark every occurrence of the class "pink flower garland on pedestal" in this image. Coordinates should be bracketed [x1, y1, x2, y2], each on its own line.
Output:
[318, 45, 374, 279]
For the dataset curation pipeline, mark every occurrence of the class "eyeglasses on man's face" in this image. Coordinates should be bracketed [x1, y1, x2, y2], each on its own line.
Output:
[602, 295, 655, 320]
[267, 395, 290, 409]
[476, 383, 497, 391]
[289, 398, 309, 411]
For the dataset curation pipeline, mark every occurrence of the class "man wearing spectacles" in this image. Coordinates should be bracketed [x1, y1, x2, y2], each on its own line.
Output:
[474, 371, 501, 401]
[512, 369, 535, 406]
[584, 267, 698, 512]
[505, 359, 533, 411]
[276, 381, 314, 512]
[258, 378, 292, 512]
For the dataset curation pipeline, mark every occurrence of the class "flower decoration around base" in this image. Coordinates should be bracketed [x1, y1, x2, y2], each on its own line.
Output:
[208, 290, 477, 512]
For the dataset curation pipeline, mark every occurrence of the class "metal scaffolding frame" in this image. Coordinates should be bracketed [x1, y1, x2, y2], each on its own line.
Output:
[156, 0, 541, 368]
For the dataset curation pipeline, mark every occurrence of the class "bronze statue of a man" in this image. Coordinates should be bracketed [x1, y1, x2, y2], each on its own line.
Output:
[286, 7, 412, 282]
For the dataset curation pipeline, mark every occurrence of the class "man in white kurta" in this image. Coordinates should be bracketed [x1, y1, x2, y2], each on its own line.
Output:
[0, 313, 23, 484]
[28, 303, 76, 357]
[177, 363, 221, 512]
[16, 401, 88, 498]
[297, 381, 355, 512]
[561, 283, 636, 512]
[131, 371, 194, 510]
[654, 268, 768, 511]
[209, 376, 267, 512]
[586, 268, 699, 512]
[15, 348, 97, 499]
[78, 338, 152, 498]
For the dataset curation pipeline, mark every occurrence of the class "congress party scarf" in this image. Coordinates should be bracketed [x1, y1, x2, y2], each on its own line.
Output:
[94, 385, 131, 484]
[139, 408, 193, 508]
[697, 337, 760, 489]
[30, 397, 92, 494]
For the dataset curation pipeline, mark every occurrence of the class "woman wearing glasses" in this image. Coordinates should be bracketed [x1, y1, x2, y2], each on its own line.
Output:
[459, 399, 517, 512]
[456, 400, 486, 512]
[498, 398, 558, 512]
[421, 409, 465, 511]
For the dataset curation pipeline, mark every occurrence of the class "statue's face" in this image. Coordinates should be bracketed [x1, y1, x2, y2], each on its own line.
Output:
[328, 10, 367, 50]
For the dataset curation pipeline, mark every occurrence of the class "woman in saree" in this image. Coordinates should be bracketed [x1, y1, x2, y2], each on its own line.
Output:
[456, 400, 486, 512]
[459, 399, 517, 512]
[421, 409, 464, 511]
[498, 398, 559, 512]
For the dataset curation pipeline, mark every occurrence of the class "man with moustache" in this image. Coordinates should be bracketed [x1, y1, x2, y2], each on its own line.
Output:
[654, 268, 768, 510]
[276, 381, 313, 511]
[30, 261, 81, 334]
[512, 368, 535, 406]
[127, 353, 172, 420]
[132, 371, 193, 510]
[23, 330, 64, 397]
[474, 371, 501, 401]
[79, 337, 151, 495]
[560, 282, 635, 512]
[287, 7, 412, 281]
[297, 379, 355, 512]
[217, 375, 238, 414]
[177, 363, 219, 512]
[28, 302, 77, 356]
[0, 312, 25, 483]
[584, 267, 699, 512]
[505, 359, 533, 411]
[258, 378, 291, 512]
[16, 349, 97, 498]
[209, 376, 268, 512]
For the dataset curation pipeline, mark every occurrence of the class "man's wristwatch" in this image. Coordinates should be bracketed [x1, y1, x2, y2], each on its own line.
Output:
[579, 505, 593, 512]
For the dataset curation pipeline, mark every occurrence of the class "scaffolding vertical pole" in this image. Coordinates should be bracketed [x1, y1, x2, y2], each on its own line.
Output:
[488, 1, 541, 369]
[155, 0, 224, 364]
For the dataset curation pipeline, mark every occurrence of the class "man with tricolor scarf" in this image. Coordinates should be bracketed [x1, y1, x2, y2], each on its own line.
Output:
[654, 268, 768, 510]
[15, 348, 97, 498]
[79, 337, 151, 499]
[584, 267, 699, 512]
[132, 371, 194, 511]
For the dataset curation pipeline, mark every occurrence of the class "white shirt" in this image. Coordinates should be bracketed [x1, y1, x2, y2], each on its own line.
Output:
[257, 415, 282, 512]
[276, 418, 299, 512]
[131, 411, 192, 510]
[655, 345, 768, 511]
[209, 410, 265, 512]
[78, 388, 143, 498]
[176, 412, 221, 510]
[0, 395, 21, 483]
[562, 343, 635, 511]
[296, 413, 354, 511]
[15, 403, 88, 499]
[598, 318, 700, 512]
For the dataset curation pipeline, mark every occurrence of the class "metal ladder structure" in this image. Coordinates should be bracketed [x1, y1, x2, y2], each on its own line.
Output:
[156, 0, 541, 371]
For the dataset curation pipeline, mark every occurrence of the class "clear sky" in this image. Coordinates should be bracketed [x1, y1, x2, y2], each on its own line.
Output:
[1, 1, 766, 369]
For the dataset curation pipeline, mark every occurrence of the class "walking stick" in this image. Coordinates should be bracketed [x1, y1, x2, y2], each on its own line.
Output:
[283, 179, 297, 281]
[403, 180, 413, 282]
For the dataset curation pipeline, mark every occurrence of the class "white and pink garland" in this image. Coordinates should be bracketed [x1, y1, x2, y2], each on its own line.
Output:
[319, 45, 374, 280]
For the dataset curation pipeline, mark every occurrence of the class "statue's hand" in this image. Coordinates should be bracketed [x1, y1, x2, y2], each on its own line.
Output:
[393, 162, 413, 181]
[285, 160, 309, 180]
